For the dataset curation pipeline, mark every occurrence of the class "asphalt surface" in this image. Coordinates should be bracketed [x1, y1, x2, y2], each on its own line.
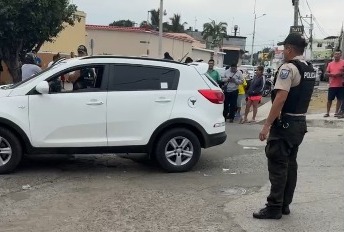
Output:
[0, 123, 343, 232]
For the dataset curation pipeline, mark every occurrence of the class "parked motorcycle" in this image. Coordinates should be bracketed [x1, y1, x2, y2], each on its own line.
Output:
[262, 77, 274, 97]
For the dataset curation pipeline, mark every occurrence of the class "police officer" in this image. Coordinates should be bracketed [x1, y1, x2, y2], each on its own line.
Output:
[253, 33, 316, 219]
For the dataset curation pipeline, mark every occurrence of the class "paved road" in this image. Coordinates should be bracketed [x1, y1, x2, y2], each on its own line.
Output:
[0, 123, 343, 232]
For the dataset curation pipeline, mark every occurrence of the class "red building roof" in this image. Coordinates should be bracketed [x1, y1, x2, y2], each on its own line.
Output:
[86, 25, 194, 43]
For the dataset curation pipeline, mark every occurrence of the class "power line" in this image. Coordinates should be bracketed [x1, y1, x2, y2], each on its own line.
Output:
[313, 16, 329, 36]
[304, 0, 313, 14]
[303, 0, 329, 36]
[298, 9, 309, 39]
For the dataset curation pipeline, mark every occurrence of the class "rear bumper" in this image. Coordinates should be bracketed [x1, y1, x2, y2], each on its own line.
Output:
[204, 131, 227, 148]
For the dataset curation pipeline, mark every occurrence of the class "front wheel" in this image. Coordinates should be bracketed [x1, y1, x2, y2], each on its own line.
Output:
[154, 128, 201, 172]
[0, 127, 23, 174]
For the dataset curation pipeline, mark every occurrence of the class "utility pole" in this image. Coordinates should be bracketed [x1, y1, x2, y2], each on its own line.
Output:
[158, 0, 163, 58]
[310, 14, 313, 60]
[293, 0, 299, 26]
[250, 14, 256, 65]
[300, 14, 313, 59]
[250, 0, 257, 66]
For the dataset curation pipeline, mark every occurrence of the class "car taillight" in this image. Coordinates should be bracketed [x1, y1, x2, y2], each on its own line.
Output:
[198, 89, 224, 104]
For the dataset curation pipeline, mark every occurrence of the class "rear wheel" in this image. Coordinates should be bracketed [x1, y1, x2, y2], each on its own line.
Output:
[0, 128, 23, 174]
[154, 128, 201, 172]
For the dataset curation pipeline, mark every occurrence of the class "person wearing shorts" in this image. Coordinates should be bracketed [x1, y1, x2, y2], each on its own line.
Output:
[328, 87, 344, 103]
[241, 66, 265, 123]
[324, 49, 344, 117]
[236, 72, 247, 119]
[338, 80, 344, 118]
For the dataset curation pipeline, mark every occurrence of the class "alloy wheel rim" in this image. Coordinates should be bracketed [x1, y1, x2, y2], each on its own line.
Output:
[0, 137, 12, 167]
[165, 136, 194, 166]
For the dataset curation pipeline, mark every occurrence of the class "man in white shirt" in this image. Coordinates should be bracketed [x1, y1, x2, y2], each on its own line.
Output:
[222, 63, 244, 122]
[21, 53, 42, 81]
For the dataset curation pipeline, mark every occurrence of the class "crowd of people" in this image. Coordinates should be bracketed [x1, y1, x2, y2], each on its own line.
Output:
[163, 52, 267, 123]
[19, 47, 82, 82]
[206, 59, 266, 123]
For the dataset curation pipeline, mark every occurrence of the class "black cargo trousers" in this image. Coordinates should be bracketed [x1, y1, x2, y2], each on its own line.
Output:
[265, 115, 307, 209]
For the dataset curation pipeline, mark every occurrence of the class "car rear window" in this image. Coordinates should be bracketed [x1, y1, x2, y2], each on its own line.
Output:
[203, 73, 219, 87]
[109, 64, 180, 91]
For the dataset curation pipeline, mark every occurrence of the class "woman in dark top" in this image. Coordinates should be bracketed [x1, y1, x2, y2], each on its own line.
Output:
[241, 66, 265, 123]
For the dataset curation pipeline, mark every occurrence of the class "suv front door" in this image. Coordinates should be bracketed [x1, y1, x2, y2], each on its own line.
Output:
[28, 64, 109, 148]
[106, 64, 180, 146]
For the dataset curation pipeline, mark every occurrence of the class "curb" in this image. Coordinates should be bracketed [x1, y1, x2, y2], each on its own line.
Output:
[306, 116, 344, 128]
[254, 102, 344, 128]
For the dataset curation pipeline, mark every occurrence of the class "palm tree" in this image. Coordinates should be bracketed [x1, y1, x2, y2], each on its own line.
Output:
[202, 20, 228, 49]
[150, 9, 160, 28]
[169, 14, 187, 32]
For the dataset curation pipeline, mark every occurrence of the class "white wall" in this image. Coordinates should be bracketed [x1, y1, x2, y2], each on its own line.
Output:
[191, 48, 224, 67]
[86, 29, 193, 60]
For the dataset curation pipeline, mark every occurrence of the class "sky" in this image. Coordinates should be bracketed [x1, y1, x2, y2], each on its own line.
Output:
[71, 0, 344, 53]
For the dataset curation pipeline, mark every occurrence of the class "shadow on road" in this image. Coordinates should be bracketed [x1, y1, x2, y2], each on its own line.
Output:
[16, 153, 161, 174]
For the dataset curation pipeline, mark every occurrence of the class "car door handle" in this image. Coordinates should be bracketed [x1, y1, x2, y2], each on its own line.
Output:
[155, 98, 172, 103]
[86, 101, 104, 106]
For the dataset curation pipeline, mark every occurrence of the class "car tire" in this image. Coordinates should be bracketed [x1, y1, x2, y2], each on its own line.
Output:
[154, 128, 201, 172]
[0, 127, 23, 174]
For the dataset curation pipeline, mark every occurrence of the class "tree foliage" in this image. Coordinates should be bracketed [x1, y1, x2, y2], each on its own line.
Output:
[109, 19, 135, 27]
[144, 10, 187, 33]
[169, 14, 187, 33]
[262, 47, 272, 53]
[0, 0, 78, 83]
[202, 20, 228, 49]
[267, 50, 275, 60]
[261, 47, 275, 60]
[150, 9, 160, 28]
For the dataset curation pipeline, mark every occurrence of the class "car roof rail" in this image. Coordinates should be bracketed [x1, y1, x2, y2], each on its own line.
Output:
[80, 55, 187, 65]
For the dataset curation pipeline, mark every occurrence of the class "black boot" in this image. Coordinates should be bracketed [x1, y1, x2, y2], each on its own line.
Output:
[253, 206, 282, 219]
[282, 205, 290, 215]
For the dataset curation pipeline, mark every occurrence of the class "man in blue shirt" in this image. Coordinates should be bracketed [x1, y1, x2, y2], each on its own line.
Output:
[32, 51, 42, 67]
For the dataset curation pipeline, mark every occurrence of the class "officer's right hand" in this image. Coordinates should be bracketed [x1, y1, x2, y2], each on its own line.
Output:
[259, 124, 270, 141]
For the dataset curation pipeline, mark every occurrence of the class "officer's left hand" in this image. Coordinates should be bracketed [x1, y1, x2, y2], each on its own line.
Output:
[259, 124, 270, 141]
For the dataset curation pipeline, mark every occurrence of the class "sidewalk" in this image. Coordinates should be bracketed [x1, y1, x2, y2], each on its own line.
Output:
[248, 100, 344, 128]
[224, 127, 344, 232]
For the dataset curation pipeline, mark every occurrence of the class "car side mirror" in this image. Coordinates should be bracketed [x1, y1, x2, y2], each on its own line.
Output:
[36, 81, 50, 94]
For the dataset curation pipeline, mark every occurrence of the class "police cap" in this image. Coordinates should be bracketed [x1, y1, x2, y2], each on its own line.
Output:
[282, 33, 307, 48]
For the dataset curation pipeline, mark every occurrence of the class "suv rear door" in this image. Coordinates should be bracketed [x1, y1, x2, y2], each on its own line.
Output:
[106, 64, 179, 146]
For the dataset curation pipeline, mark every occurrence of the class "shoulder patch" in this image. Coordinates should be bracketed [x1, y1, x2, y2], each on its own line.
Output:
[279, 69, 290, 79]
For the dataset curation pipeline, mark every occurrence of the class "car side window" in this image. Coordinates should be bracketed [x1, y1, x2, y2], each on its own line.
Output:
[109, 65, 180, 91]
[48, 65, 105, 93]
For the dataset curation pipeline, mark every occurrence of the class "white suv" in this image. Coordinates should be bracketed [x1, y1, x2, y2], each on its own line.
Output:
[0, 56, 226, 174]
